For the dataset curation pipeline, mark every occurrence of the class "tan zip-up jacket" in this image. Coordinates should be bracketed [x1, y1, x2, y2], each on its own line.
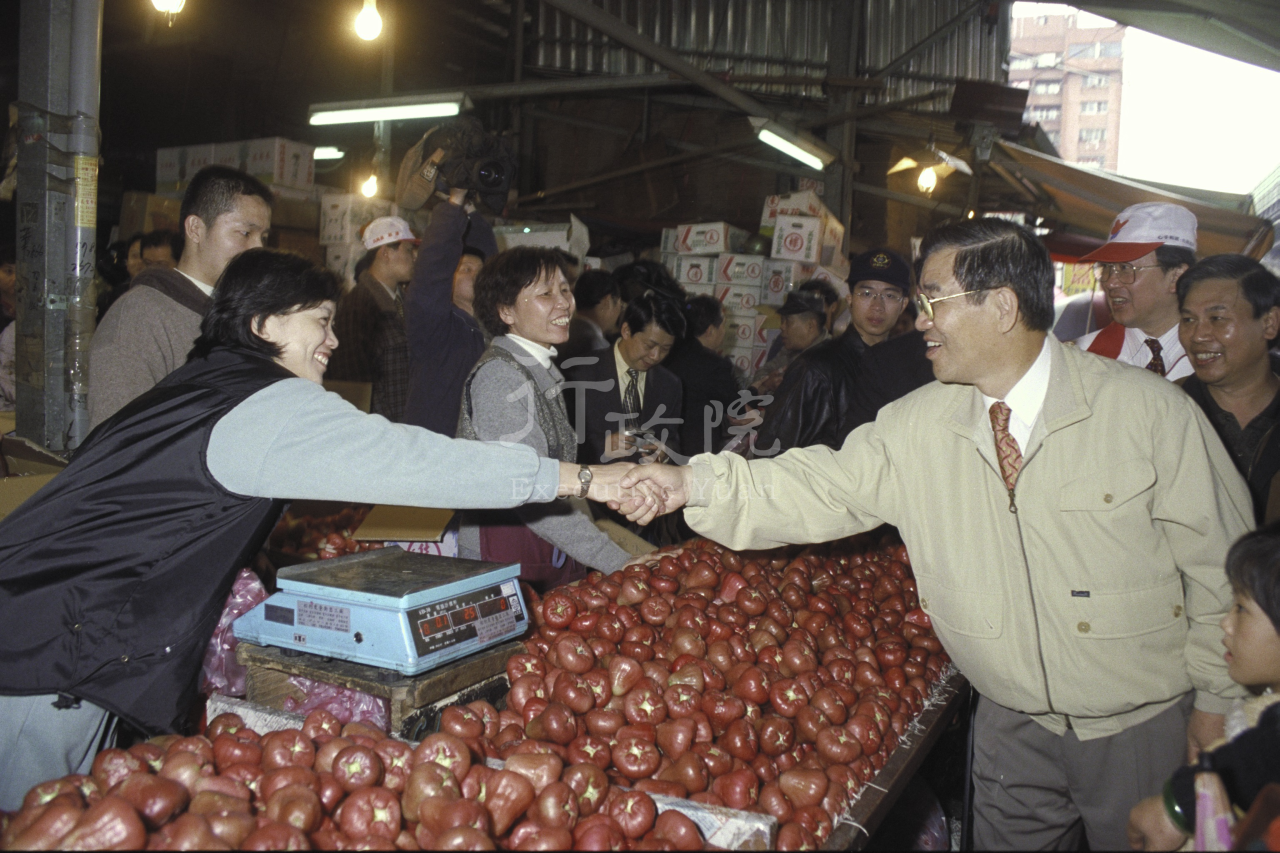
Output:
[685, 335, 1250, 740]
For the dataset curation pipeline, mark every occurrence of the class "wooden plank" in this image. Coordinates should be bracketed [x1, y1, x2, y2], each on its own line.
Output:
[236, 640, 522, 736]
[825, 671, 968, 850]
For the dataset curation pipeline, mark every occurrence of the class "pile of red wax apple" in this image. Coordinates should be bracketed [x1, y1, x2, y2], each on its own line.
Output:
[0, 534, 948, 850]
[267, 505, 384, 561]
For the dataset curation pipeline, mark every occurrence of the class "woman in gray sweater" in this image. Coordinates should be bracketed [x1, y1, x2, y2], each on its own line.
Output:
[458, 247, 631, 590]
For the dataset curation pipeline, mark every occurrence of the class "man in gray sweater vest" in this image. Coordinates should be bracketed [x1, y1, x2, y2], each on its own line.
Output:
[88, 167, 273, 429]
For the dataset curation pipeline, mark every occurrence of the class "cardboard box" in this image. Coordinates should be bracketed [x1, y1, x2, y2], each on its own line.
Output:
[714, 254, 765, 286]
[354, 505, 456, 543]
[715, 283, 762, 313]
[493, 214, 591, 265]
[803, 264, 851, 300]
[683, 282, 716, 299]
[270, 228, 324, 267]
[660, 227, 679, 253]
[244, 138, 315, 190]
[772, 214, 846, 273]
[325, 241, 366, 288]
[761, 259, 808, 306]
[319, 194, 393, 246]
[668, 255, 714, 285]
[0, 474, 57, 521]
[723, 310, 765, 346]
[155, 146, 185, 193]
[673, 222, 749, 255]
[119, 191, 184, 240]
[582, 257, 603, 272]
[759, 189, 826, 235]
[185, 144, 215, 178]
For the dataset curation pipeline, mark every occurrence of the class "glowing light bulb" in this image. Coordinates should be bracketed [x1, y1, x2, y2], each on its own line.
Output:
[151, 0, 185, 12]
[361, 175, 378, 198]
[917, 166, 938, 195]
[355, 0, 382, 40]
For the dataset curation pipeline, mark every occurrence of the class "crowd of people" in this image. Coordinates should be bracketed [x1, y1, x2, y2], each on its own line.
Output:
[0, 162, 1277, 848]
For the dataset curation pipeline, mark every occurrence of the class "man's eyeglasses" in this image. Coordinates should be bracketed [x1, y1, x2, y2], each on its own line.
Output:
[913, 289, 972, 321]
[1093, 262, 1162, 285]
[853, 287, 905, 305]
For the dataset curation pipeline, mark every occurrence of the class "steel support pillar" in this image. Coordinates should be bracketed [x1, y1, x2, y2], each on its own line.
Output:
[16, 0, 102, 452]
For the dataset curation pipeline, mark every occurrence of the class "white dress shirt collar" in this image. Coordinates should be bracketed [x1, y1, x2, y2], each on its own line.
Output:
[1121, 324, 1190, 379]
[981, 337, 1052, 452]
[507, 334, 557, 369]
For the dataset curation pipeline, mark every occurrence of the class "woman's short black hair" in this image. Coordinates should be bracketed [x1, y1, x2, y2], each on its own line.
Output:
[473, 246, 568, 337]
[683, 295, 724, 339]
[190, 248, 342, 360]
[574, 270, 621, 311]
[1224, 522, 1280, 632]
[1176, 254, 1280, 323]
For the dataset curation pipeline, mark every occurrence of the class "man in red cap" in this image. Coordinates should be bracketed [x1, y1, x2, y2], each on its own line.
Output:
[1075, 202, 1198, 379]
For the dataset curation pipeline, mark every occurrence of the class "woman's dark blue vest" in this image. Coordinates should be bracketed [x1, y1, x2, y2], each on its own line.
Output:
[0, 347, 292, 733]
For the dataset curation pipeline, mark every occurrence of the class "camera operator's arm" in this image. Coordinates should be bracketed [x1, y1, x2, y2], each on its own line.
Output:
[404, 195, 469, 343]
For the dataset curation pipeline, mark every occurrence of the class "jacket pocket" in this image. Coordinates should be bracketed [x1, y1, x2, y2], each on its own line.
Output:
[1070, 577, 1185, 639]
[920, 582, 1003, 639]
[1059, 458, 1155, 512]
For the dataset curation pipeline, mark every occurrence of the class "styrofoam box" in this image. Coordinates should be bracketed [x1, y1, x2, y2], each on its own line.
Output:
[761, 259, 808, 306]
[669, 255, 714, 285]
[320, 194, 393, 246]
[493, 214, 590, 265]
[714, 254, 765, 286]
[673, 222, 749, 255]
[772, 213, 845, 268]
[759, 189, 826, 235]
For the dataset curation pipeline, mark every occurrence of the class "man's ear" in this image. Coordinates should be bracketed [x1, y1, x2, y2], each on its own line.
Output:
[183, 214, 205, 247]
[620, 322, 633, 340]
[993, 287, 1021, 334]
[1263, 306, 1280, 342]
[1167, 264, 1190, 294]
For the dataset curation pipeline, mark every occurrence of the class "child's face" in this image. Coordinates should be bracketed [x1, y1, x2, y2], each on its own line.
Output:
[1220, 592, 1280, 690]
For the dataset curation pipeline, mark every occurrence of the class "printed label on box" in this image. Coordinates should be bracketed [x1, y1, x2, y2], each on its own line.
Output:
[715, 284, 761, 312]
[671, 255, 714, 284]
[715, 254, 765, 285]
[674, 222, 749, 255]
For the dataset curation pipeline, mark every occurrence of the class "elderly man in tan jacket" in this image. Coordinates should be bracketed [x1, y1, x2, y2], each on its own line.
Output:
[618, 218, 1251, 850]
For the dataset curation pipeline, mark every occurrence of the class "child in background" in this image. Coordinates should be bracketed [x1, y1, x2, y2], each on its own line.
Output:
[1127, 524, 1280, 850]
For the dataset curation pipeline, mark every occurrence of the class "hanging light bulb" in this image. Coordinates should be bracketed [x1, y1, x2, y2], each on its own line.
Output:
[361, 174, 379, 198]
[355, 0, 383, 40]
[917, 166, 938, 195]
[151, 0, 185, 12]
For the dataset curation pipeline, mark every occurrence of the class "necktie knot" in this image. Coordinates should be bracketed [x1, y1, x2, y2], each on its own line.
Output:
[989, 401, 1022, 494]
[1144, 338, 1166, 376]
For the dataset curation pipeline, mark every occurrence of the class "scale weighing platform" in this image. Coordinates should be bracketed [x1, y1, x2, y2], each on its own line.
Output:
[233, 548, 527, 675]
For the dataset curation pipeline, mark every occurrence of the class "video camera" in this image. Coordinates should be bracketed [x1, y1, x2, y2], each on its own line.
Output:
[396, 116, 517, 215]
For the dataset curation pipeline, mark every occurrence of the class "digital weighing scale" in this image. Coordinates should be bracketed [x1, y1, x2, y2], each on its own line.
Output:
[233, 548, 528, 675]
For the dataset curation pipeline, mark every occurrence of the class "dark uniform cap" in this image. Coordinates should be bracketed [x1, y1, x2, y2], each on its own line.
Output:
[777, 290, 828, 320]
[849, 249, 913, 294]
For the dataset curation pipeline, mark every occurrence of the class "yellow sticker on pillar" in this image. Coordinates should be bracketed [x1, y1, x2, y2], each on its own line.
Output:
[74, 156, 98, 229]
[1060, 262, 1096, 298]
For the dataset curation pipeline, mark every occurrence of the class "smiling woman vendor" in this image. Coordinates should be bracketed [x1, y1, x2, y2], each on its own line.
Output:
[457, 247, 633, 590]
[0, 249, 653, 809]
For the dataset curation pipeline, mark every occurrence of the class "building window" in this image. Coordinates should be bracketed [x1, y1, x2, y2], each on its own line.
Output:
[1067, 43, 1093, 59]
[1033, 81, 1062, 95]
[1027, 106, 1061, 123]
[1100, 42, 1122, 57]
[1035, 15, 1048, 25]
[1077, 157, 1106, 169]
[1045, 130, 1061, 146]
[1081, 100, 1108, 115]
[1011, 80, 1031, 89]
[1079, 128, 1106, 146]
[1036, 52, 1062, 67]
[1083, 75, 1109, 88]
[1010, 56, 1035, 70]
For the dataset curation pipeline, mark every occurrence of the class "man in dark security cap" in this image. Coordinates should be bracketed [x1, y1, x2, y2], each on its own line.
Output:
[847, 248, 912, 348]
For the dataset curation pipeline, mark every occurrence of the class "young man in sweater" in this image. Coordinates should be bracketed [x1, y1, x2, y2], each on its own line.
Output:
[88, 166, 273, 429]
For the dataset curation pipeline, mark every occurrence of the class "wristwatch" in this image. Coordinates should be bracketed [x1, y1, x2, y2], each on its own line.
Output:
[576, 465, 593, 499]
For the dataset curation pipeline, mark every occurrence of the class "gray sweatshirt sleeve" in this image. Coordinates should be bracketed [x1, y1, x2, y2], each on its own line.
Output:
[466, 360, 630, 574]
[207, 377, 562, 507]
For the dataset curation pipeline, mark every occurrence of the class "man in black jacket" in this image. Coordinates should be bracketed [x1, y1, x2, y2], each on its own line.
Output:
[756, 250, 913, 452]
[663, 296, 740, 457]
[564, 292, 685, 464]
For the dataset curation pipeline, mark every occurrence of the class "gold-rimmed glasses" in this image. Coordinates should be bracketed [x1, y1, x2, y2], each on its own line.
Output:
[1093, 262, 1162, 285]
[913, 289, 972, 321]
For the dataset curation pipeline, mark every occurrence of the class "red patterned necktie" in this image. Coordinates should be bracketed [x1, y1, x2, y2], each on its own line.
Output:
[989, 401, 1022, 504]
[1145, 338, 1165, 376]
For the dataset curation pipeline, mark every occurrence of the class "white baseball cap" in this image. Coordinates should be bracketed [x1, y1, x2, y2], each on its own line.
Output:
[362, 216, 419, 251]
[1080, 202, 1197, 263]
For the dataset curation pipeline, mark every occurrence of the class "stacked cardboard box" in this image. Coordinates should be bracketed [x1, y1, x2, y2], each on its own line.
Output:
[493, 215, 591, 266]
[157, 137, 314, 195]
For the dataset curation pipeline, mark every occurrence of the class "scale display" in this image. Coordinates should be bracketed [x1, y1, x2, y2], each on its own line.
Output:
[233, 548, 528, 675]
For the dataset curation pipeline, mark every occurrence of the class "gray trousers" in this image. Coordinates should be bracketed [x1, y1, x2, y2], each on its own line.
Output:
[0, 694, 117, 811]
[971, 693, 1192, 851]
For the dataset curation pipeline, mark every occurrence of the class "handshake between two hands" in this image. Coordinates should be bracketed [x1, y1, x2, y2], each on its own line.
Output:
[563, 462, 692, 526]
